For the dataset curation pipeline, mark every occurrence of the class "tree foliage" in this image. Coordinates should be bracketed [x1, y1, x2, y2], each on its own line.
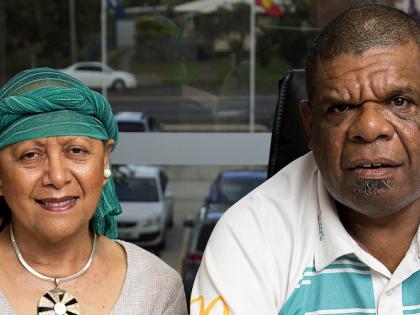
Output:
[258, 0, 316, 68]
[134, 16, 176, 40]
[193, 2, 250, 66]
[1, 0, 101, 78]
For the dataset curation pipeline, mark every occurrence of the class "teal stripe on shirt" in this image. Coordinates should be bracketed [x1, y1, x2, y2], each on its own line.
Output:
[403, 270, 420, 314]
[279, 271, 375, 314]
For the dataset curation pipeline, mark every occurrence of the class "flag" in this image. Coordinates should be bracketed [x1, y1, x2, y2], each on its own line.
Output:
[256, 0, 284, 16]
[107, 0, 125, 18]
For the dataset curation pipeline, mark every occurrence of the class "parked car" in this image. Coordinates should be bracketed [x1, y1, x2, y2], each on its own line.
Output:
[181, 169, 267, 303]
[115, 111, 163, 132]
[113, 165, 174, 249]
[182, 204, 224, 305]
[59, 62, 137, 90]
[205, 169, 267, 206]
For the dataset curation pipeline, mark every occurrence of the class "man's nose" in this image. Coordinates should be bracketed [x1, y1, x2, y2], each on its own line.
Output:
[41, 154, 72, 188]
[347, 103, 394, 143]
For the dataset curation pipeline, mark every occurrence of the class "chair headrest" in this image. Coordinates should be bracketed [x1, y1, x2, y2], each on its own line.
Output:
[267, 69, 310, 178]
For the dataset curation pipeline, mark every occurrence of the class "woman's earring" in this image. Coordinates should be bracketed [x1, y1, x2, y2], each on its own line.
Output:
[104, 168, 112, 178]
[308, 141, 313, 150]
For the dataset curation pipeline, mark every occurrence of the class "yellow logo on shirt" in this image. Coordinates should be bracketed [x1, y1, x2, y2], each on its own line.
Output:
[190, 295, 229, 315]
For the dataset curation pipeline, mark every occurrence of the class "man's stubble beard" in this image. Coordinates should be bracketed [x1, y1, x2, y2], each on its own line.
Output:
[352, 178, 392, 195]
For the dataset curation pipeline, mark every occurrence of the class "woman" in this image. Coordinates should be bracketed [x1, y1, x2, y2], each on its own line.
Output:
[0, 68, 188, 314]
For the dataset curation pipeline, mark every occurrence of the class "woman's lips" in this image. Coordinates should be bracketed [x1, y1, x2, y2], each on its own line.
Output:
[36, 197, 78, 212]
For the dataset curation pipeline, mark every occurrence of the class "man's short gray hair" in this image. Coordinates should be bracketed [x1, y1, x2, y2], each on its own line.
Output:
[306, 4, 420, 101]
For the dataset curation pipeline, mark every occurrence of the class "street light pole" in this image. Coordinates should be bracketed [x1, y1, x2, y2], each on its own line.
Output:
[101, 0, 108, 98]
[69, 0, 77, 63]
[249, 0, 256, 133]
[0, 2, 6, 84]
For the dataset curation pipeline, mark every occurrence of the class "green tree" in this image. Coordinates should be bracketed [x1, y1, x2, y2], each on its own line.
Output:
[1, 0, 101, 80]
[259, 0, 316, 68]
[193, 2, 250, 66]
[134, 16, 176, 40]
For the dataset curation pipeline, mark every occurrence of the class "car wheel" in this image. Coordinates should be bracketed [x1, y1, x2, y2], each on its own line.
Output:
[112, 79, 125, 91]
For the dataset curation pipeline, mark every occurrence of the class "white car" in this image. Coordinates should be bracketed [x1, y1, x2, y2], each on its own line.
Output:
[113, 165, 174, 249]
[59, 62, 137, 90]
[114, 112, 163, 132]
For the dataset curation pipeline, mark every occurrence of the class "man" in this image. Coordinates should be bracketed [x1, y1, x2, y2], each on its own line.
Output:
[190, 5, 419, 315]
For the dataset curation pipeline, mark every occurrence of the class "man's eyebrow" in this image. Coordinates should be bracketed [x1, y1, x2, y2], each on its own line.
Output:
[388, 87, 414, 98]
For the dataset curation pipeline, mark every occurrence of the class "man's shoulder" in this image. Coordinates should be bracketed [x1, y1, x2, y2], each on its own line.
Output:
[192, 154, 322, 312]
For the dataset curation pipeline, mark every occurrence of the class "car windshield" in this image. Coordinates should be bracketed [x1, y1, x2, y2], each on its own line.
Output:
[114, 177, 159, 202]
[216, 177, 264, 204]
[103, 64, 113, 72]
[117, 122, 146, 132]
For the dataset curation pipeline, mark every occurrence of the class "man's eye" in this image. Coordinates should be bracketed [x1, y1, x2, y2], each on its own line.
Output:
[389, 97, 408, 107]
[329, 104, 352, 113]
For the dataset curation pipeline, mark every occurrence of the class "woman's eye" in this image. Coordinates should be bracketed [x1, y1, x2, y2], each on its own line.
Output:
[20, 151, 40, 161]
[68, 147, 88, 155]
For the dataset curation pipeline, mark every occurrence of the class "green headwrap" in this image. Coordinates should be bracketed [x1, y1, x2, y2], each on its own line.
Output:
[0, 67, 121, 238]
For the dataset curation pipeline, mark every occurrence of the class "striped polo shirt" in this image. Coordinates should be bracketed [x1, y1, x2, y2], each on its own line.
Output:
[191, 153, 420, 315]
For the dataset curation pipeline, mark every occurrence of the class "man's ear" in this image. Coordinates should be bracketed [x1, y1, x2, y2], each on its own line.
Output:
[300, 100, 313, 140]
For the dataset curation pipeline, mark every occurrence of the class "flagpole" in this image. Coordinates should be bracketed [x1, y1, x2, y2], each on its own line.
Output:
[101, 0, 108, 98]
[249, 0, 256, 133]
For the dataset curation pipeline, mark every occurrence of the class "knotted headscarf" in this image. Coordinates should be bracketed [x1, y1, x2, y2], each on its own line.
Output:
[0, 67, 121, 238]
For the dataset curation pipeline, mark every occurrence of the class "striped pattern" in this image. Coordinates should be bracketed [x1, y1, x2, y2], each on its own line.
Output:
[403, 271, 420, 315]
[279, 255, 376, 315]
[279, 255, 420, 315]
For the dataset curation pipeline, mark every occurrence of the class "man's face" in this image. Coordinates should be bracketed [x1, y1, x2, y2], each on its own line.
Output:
[302, 42, 420, 218]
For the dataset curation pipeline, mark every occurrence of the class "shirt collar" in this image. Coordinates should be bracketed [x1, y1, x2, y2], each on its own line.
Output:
[313, 171, 420, 277]
[314, 171, 356, 272]
[415, 226, 420, 260]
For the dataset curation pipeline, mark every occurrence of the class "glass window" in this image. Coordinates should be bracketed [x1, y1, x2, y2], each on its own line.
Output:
[2, 0, 413, 279]
[117, 121, 146, 132]
[76, 65, 102, 72]
[114, 176, 159, 202]
[217, 176, 266, 203]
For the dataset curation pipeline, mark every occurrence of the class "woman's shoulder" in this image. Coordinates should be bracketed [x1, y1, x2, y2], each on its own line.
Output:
[110, 240, 187, 314]
[115, 239, 182, 284]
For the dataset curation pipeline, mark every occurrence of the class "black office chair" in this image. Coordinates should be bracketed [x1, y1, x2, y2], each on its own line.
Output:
[267, 69, 310, 178]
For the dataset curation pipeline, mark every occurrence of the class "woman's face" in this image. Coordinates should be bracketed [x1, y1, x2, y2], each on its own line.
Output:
[0, 136, 113, 240]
